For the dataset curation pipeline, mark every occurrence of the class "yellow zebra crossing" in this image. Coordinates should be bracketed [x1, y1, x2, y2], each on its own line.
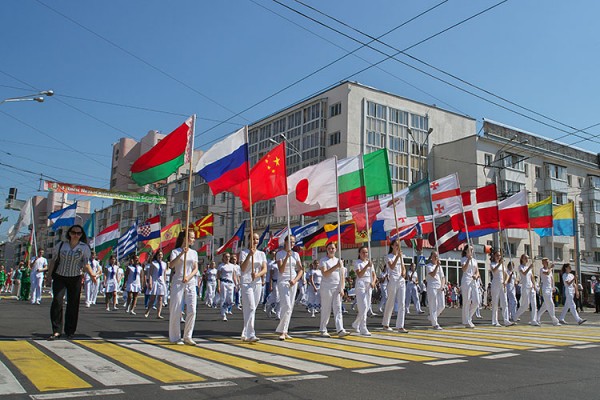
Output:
[0, 324, 599, 396]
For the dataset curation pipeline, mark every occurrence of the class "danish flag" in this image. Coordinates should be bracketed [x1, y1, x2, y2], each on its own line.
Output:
[451, 184, 499, 232]
[430, 174, 462, 217]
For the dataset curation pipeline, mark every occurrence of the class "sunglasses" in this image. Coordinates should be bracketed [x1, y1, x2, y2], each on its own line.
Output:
[70, 231, 83, 235]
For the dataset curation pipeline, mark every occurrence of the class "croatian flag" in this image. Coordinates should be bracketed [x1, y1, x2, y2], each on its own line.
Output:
[137, 215, 160, 242]
[48, 202, 77, 230]
[195, 127, 249, 195]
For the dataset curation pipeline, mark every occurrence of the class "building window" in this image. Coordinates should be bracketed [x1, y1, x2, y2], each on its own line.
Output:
[538, 246, 545, 258]
[546, 163, 567, 180]
[595, 200, 600, 213]
[524, 163, 529, 177]
[596, 224, 600, 237]
[501, 152, 524, 171]
[220, 215, 225, 226]
[580, 201, 584, 213]
[554, 247, 562, 261]
[569, 249, 575, 261]
[594, 251, 600, 263]
[524, 244, 531, 258]
[567, 174, 572, 187]
[219, 238, 224, 247]
[535, 166, 541, 178]
[484, 154, 492, 166]
[329, 131, 341, 146]
[536, 192, 544, 202]
[578, 177, 584, 188]
[329, 103, 342, 118]
[591, 176, 600, 188]
[552, 192, 567, 205]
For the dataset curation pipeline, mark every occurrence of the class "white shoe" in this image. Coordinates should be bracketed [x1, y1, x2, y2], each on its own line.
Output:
[382, 326, 393, 332]
[337, 330, 350, 337]
[320, 331, 331, 338]
[396, 328, 409, 333]
[578, 319, 587, 325]
[504, 321, 515, 327]
[222, 315, 228, 321]
[530, 321, 540, 326]
[492, 323, 502, 327]
[465, 323, 475, 329]
[248, 336, 260, 343]
[360, 331, 372, 336]
[172, 339, 184, 345]
[183, 338, 196, 346]
[130, 310, 136, 315]
[434, 325, 443, 330]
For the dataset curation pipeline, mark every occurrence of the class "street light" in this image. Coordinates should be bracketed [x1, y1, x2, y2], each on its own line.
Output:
[407, 127, 434, 183]
[0, 90, 54, 105]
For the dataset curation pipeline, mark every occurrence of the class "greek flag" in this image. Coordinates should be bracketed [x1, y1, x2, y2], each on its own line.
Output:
[115, 223, 138, 259]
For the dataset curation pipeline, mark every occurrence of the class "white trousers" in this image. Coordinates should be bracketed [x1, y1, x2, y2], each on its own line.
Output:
[427, 287, 445, 327]
[353, 280, 370, 333]
[538, 289, 559, 325]
[405, 283, 422, 313]
[205, 281, 216, 306]
[220, 282, 234, 317]
[169, 282, 197, 342]
[516, 287, 538, 323]
[85, 279, 96, 305]
[491, 283, 510, 325]
[30, 276, 43, 304]
[379, 284, 388, 311]
[276, 281, 297, 334]
[241, 282, 262, 339]
[506, 284, 517, 321]
[461, 280, 480, 325]
[319, 284, 344, 333]
[383, 279, 406, 328]
[559, 290, 582, 322]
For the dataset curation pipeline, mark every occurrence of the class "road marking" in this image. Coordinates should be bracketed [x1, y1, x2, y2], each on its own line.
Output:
[571, 344, 599, 350]
[36, 340, 151, 386]
[113, 339, 253, 380]
[144, 338, 297, 377]
[29, 389, 124, 399]
[416, 330, 550, 348]
[0, 359, 26, 395]
[75, 340, 203, 383]
[424, 359, 468, 366]
[200, 341, 339, 373]
[529, 348, 562, 353]
[353, 366, 405, 374]
[0, 341, 91, 392]
[293, 336, 436, 362]
[375, 331, 515, 352]
[344, 334, 487, 357]
[266, 374, 328, 383]
[468, 328, 585, 345]
[161, 381, 238, 391]
[481, 353, 520, 360]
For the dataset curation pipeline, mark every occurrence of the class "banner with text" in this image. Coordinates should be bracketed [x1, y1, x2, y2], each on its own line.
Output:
[43, 180, 166, 204]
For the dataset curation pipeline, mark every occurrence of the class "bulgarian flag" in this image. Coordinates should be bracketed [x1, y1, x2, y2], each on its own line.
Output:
[130, 117, 194, 186]
[95, 223, 120, 263]
[337, 149, 393, 209]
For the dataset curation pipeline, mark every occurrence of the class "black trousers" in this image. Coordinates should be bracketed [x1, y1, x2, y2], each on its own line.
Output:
[595, 293, 600, 313]
[50, 274, 83, 335]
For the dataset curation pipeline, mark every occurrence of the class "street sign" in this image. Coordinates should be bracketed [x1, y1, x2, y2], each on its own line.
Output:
[417, 255, 426, 266]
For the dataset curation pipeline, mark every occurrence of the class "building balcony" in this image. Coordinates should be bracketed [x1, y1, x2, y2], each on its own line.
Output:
[588, 188, 600, 201]
[593, 212, 600, 225]
[499, 168, 526, 185]
[544, 177, 568, 193]
[589, 236, 600, 249]
[505, 229, 528, 240]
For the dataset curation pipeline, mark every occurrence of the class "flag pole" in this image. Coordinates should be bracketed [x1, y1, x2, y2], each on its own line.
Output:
[245, 126, 255, 273]
[285, 142, 293, 281]
[334, 156, 343, 285]
[358, 154, 372, 261]
[182, 115, 195, 283]
[30, 203, 38, 256]
[93, 210, 98, 252]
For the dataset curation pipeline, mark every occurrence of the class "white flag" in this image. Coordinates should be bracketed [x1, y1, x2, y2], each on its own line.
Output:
[7, 198, 33, 242]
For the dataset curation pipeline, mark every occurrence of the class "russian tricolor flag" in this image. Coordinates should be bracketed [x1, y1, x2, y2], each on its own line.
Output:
[195, 127, 249, 195]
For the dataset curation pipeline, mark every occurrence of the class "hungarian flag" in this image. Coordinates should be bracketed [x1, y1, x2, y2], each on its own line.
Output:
[217, 221, 246, 255]
[499, 190, 529, 229]
[189, 214, 214, 238]
[137, 215, 161, 242]
[337, 149, 392, 210]
[130, 117, 193, 186]
[451, 184, 499, 232]
[95, 223, 120, 263]
[275, 158, 338, 217]
[229, 143, 287, 211]
[429, 219, 465, 254]
[528, 196, 552, 229]
[430, 173, 462, 217]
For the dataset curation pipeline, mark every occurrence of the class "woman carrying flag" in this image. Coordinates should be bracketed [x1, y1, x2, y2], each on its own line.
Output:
[318, 242, 350, 337]
[145, 250, 167, 319]
[275, 235, 304, 340]
[239, 233, 268, 342]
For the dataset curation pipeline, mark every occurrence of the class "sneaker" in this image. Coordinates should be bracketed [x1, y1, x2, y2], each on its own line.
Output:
[113, 306, 118, 310]
[559, 320, 567, 325]
[248, 337, 260, 343]
[337, 330, 350, 337]
[144, 312, 149, 318]
[360, 330, 372, 336]
[578, 319, 587, 325]
[320, 331, 331, 338]
[311, 312, 315, 318]
[278, 334, 286, 341]
[85, 304, 90, 308]
[284, 334, 293, 340]
[130, 310, 136, 315]
[504, 321, 516, 327]
[434, 325, 443, 330]
[397, 328, 409, 333]
[227, 311, 233, 315]
[370, 312, 379, 317]
[172, 339, 184, 345]
[465, 323, 475, 329]
[157, 315, 164, 319]
[183, 338, 196, 346]
[492, 323, 502, 327]
[529, 321, 540, 326]
[553, 322, 562, 326]
[417, 311, 425, 314]
[106, 308, 110, 312]
[382, 326, 393, 332]
[222, 315, 228, 322]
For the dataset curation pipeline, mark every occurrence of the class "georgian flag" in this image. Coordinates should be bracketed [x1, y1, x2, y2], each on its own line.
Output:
[430, 174, 462, 218]
[451, 183, 499, 232]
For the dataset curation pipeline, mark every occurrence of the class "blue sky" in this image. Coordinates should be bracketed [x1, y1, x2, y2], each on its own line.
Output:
[1, 0, 599, 240]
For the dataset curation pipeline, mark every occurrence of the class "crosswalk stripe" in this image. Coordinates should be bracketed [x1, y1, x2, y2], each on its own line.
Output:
[0, 341, 91, 392]
[478, 326, 600, 341]
[424, 359, 468, 366]
[353, 366, 405, 374]
[144, 338, 297, 377]
[161, 381, 238, 391]
[0, 359, 26, 395]
[414, 330, 551, 348]
[261, 339, 405, 366]
[30, 389, 124, 400]
[336, 335, 472, 358]
[290, 337, 435, 362]
[112, 339, 253, 380]
[75, 340, 203, 383]
[481, 353, 520, 360]
[398, 330, 537, 350]
[442, 329, 579, 346]
[211, 337, 374, 369]
[202, 340, 339, 373]
[266, 374, 328, 383]
[36, 340, 152, 386]
[372, 331, 510, 352]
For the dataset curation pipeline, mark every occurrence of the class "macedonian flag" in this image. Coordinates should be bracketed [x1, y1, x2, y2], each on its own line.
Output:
[190, 214, 214, 238]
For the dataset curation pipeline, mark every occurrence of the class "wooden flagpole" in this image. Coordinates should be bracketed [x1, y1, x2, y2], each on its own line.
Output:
[182, 115, 195, 283]
[358, 154, 372, 262]
[245, 126, 255, 275]
[334, 156, 343, 291]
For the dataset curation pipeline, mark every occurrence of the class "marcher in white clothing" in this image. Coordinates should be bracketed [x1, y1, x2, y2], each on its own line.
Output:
[29, 249, 48, 305]
[275, 235, 304, 340]
[559, 263, 586, 325]
[169, 231, 199, 345]
[405, 263, 423, 315]
[426, 251, 445, 330]
[265, 253, 280, 318]
[318, 242, 349, 337]
[145, 250, 167, 319]
[382, 239, 408, 332]
[536, 258, 560, 326]
[307, 261, 322, 317]
[85, 252, 102, 307]
[217, 253, 237, 321]
[505, 262, 518, 322]
[515, 254, 540, 326]
[124, 255, 144, 315]
[205, 262, 218, 308]
[104, 256, 120, 311]
[461, 246, 480, 328]
[352, 246, 376, 336]
[239, 233, 268, 342]
[489, 250, 514, 327]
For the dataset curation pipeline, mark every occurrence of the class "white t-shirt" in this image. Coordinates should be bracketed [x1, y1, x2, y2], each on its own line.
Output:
[540, 267, 553, 292]
[269, 260, 279, 282]
[406, 269, 418, 285]
[218, 263, 236, 283]
[320, 256, 342, 287]
[31, 256, 48, 279]
[519, 264, 533, 290]
[354, 259, 372, 284]
[170, 248, 198, 286]
[506, 269, 516, 287]
[206, 268, 217, 282]
[276, 249, 302, 282]
[461, 257, 478, 286]
[385, 254, 405, 282]
[426, 262, 444, 290]
[490, 262, 504, 286]
[105, 264, 120, 292]
[310, 269, 322, 286]
[562, 272, 576, 294]
[239, 249, 267, 284]
[151, 260, 167, 284]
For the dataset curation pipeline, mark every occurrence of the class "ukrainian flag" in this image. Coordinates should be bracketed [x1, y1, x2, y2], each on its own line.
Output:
[553, 202, 575, 236]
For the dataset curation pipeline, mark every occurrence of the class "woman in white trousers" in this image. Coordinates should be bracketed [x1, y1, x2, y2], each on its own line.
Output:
[489, 251, 514, 327]
[505, 262, 518, 322]
[275, 235, 304, 340]
[204, 262, 218, 308]
[426, 251, 445, 330]
[352, 246, 375, 336]
[537, 258, 560, 325]
[515, 254, 539, 326]
[319, 242, 349, 337]
[145, 250, 167, 319]
[239, 233, 267, 342]
[461, 246, 480, 328]
[307, 261, 322, 317]
[217, 253, 237, 322]
[168, 230, 199, 345]
[559, 263, 586, 325]
[382, 239, 407, 333]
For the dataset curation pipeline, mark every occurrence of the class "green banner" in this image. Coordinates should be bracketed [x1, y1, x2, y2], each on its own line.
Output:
[43, 180, 166, 204]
